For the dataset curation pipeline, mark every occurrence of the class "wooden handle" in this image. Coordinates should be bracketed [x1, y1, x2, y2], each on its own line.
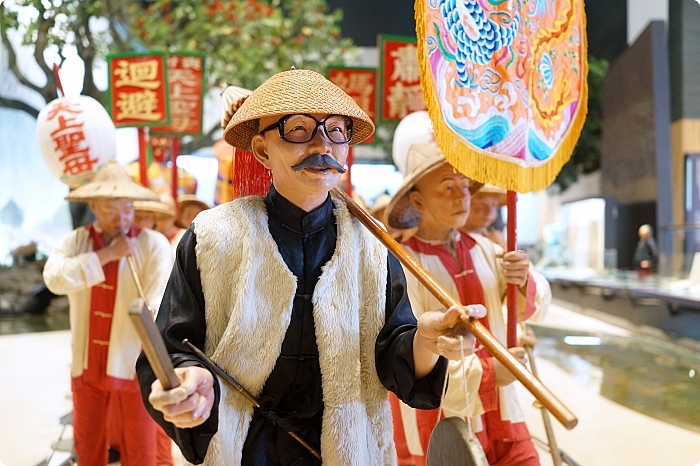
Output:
[128, 298, 180, 390]
[332, 187, 578, 430]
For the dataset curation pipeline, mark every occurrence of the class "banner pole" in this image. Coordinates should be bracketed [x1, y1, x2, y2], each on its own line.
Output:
[506, 190, 518, 348]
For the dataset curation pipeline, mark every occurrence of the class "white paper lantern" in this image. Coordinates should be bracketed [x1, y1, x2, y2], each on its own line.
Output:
[37, 96, 116, 189]
[391, 111, 436, 176]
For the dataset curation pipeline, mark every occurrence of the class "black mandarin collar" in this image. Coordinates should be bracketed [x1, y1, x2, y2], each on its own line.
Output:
[264, 185, 335, 234]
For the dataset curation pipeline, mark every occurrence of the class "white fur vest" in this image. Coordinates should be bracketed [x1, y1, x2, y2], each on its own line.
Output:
[192, 196, 396, 466]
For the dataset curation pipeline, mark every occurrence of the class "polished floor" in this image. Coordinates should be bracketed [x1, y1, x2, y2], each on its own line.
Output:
[1, 302, 699, 466]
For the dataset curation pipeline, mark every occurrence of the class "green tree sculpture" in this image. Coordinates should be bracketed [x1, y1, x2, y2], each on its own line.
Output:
[0, 0, 354, 150]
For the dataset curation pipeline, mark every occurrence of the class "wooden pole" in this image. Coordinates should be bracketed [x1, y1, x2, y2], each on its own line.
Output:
[138, 128, 149, 188]
[52, 64, 64, 97]
[506, 190, 518, 348]
[525, 343, 563, 466]
[171, 137, 180, 201]
[345, 145, 353, 196]
[332, 187, 578, 430]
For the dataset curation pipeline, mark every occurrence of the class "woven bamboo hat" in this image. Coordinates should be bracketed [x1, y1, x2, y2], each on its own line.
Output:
[474, 184, 507, 207]
[223, 68, 375, 150]
[133, 200, 175, 219]
[221, 85, 253, 129]
[385, 144, 483, 229]
[370, 193, 392, 216]
[177, 194, 210, 212]
[65, 159, 159, 202]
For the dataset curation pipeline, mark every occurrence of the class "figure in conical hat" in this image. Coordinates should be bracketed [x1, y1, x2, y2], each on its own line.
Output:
[137, 68, 486, 466]
[461, 184, 508, 249]
[384, 145, 551, 466]
[43, 159, 173, 466]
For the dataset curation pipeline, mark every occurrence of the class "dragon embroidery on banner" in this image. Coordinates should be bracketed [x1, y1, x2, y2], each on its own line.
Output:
[422, 0, 583, 166]
[439, 0, 520, 85]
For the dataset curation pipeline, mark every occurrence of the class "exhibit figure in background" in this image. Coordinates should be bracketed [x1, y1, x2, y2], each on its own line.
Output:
[121, 197, 179, 465]
[176, 194, 210, 229]
[136, 68, 486, 466]
[43, 160, 173, 466]
[462, 184, 507, 249]
[385, 144, 552, 466]
[632, 224, 659, 276]
[134, 199, 177, 232]
[154, 194, 185, 248]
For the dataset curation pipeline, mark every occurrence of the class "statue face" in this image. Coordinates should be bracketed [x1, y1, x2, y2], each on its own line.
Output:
[89, 199, 135, 238]
[133, 210, 156, 230]
[410, 163, 472, 231]
[251, 113, 349, 203]
[179, 204, 204, 228]
[466, 193, 500, 230]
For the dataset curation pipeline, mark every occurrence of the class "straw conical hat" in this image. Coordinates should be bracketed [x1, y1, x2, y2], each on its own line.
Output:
[474, 184, 507, 207]
[133, 200, 175, 219]
[65, 159, 160, 202]
[177, 194, 210, 212]
[223, 68, 375, 150]
[385, 145, 482, 230]
[221, 85, 253, 129]
[370, 193, 392, 216]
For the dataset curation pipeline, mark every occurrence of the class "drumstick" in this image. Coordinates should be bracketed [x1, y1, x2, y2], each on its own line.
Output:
[128, 298, 180, 390]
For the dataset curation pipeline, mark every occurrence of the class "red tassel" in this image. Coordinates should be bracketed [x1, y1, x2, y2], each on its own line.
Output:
[232, 148, 273, 198]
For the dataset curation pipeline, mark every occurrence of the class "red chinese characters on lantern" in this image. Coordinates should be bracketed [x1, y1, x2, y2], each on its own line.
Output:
[329, 67, 376, 144]
[47, 101, 99, 177]
[152, 53, 205, 135]
[108, 53, 169, 127]
[378, 36, 426, 123]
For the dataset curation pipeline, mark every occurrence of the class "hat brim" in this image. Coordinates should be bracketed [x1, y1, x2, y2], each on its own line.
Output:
[472, 185, 506, 207]
[65, 174, 159, 202]
[134, 201, 175, 219]
[223, 69, 375, 150]
[177, 195, 210, 212]
[179, 199, 210, 212]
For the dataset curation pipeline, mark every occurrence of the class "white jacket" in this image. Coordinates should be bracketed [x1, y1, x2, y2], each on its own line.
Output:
[44, 225, 173, 381]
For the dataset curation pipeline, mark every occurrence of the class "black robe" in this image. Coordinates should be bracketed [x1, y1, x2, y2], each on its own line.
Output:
[137, 187, 448, 465]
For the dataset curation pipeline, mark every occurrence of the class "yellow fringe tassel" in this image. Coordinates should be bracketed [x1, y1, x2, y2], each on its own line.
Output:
[414, 0, 589, 193]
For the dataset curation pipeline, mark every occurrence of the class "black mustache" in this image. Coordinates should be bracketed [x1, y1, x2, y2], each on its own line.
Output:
[291, 153, 347, 173]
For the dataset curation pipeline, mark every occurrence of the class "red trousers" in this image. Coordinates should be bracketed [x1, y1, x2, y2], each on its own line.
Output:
[73, 381, 157, 466]
[390, 393, 442, 466]
[108, 397, 173, 465]
[484, 438, 540, 466]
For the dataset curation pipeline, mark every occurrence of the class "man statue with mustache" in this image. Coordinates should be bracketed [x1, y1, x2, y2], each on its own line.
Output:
[137, 69, 486, 466]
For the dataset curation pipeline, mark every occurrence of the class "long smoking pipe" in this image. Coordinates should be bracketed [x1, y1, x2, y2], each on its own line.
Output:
[332, 187, 578, 430]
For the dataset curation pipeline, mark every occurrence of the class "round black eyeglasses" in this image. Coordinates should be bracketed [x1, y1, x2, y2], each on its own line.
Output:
[259, 114, 353, 144]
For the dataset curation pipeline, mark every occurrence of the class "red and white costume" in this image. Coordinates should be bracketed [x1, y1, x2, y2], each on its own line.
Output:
[391, 231, 551, 466]
[44, 223, 172, 466]
[166, 227, 185, 250]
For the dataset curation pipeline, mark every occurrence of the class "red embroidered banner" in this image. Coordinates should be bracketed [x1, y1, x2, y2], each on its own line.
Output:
[377, 35, 426, 123]
[328, 67, 376, 144]
[151, 53, 206, 135]
[107, 52, 169, 127]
